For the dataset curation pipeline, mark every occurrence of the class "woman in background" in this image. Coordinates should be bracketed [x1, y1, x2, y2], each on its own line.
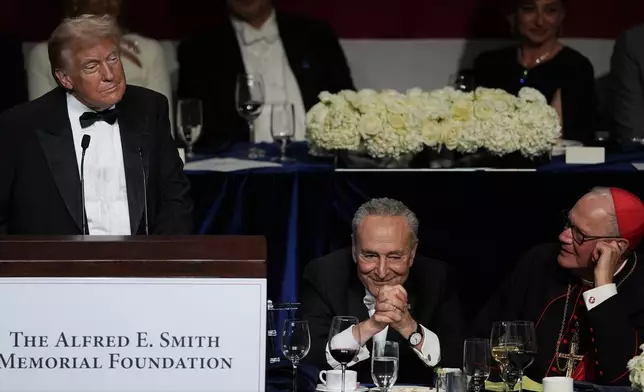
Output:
[473, 0, 596, 143]
[27, 0, 173, 123]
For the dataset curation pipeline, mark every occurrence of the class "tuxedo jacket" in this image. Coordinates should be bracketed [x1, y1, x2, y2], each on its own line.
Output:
[177, 11, 355, 153]
[610, 23, 644, 140]
[0, 86, 193, 235]
[297, 248, 464, 385]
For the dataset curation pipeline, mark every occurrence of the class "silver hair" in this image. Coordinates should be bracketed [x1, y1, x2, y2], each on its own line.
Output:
[48, 14, 122, 85]
[587, 186, 620, 236]
[351, 198, 419, 244]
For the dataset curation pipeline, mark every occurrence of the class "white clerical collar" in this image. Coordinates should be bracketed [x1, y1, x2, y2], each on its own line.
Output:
[231, 9, 279, 45]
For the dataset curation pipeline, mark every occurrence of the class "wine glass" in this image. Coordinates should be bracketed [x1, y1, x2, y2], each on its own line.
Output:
[235, 73, 265, 159]
[463, 338, 491, 392]
[508, 321, 538, 392]
[328, 316, 361, 392]
[490, 321, 521, 392]
[282, 319, 311, 392]
[176, 99, 203, 159]
[372, 340, 399, 392]
[270, 103, 295, 162]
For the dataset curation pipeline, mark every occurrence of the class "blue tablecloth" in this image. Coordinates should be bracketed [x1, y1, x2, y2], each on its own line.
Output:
[185, 143, 644, 318]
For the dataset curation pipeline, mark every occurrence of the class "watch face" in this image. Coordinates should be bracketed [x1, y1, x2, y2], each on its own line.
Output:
[410, 332, 422, 346]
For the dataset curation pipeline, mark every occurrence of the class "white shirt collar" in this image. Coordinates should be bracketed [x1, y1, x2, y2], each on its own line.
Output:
[231, 10, 279, 46]
[67, 93, 116, 119]
[363, 288, 376, 311]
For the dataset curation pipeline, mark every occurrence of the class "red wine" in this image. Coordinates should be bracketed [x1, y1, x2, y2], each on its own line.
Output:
[330, 348, 358, 364]
[508, 350, 535, 370]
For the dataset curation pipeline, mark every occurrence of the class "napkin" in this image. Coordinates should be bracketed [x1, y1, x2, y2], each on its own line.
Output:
[486, 376, 542, 392]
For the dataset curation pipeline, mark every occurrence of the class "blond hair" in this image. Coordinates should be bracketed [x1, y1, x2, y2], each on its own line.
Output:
[48, 14, 122, 85]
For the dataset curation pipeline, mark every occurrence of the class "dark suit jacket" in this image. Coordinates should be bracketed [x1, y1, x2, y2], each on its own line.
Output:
[0, 85, 193, 235]
[610, 23, 644, 141]
[177, 11, 355, 153]
[0, 32, 27, 112]
[297, 248, 464, 385]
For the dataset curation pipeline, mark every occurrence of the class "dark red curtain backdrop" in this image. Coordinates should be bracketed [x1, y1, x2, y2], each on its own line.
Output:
[2, 0, 642, 41]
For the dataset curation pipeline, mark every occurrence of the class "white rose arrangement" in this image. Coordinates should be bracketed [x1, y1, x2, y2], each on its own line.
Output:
[628, 344, 644, 391]
[306, 86, 561, 160]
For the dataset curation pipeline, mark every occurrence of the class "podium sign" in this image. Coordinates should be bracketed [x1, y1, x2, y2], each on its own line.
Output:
[0, 277, 267, 392]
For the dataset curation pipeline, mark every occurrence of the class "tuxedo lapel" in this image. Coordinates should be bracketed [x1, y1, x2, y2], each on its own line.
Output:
[116, 90, 149, 234]
[35, 88, 83, 232]
[276, 13, 318, 110]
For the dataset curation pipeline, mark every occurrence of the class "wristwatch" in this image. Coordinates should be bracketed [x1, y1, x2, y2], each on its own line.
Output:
[408, 323, 423, 346]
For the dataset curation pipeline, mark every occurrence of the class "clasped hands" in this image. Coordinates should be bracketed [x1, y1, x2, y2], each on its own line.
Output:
[368, 285, 417, 339]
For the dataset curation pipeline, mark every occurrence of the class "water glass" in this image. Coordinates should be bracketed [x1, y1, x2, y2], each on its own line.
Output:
[464, 338, 491, 392]
[270, 103, 295, 162]
[371, 340, 399, 391]
[176, 99, 203, 159]
[282, 319, 311, 392]
[235, 73, 265, 159]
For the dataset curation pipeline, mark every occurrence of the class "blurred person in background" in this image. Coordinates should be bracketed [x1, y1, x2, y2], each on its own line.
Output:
[473, 0, 596, 143]
[609, 23, 644, 145]
[0, 32, 28, 112]
[177, 0, 354, 152]
[26, 0, 173, 128]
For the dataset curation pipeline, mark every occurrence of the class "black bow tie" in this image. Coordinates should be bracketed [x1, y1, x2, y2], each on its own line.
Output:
[79, 108, 118, 129]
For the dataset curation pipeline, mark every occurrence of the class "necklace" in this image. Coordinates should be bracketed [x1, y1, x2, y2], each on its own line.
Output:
[553, 253, 638, 373]
[518, 48, 552, 85]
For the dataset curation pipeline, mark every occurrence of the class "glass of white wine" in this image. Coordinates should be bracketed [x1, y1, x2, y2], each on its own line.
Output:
[491, 321, 521, 392]
[176, 99, 203, 159]
[371, 340, 399, 392]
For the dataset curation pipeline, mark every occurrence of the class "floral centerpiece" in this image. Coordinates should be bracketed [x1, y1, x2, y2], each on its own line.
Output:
[628, 344, 644, 391]
[305, 86, 561, 167]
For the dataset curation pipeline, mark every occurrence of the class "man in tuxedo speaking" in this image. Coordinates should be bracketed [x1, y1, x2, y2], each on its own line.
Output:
[298, 198, 464, 385]
[0, 15, 193, 235]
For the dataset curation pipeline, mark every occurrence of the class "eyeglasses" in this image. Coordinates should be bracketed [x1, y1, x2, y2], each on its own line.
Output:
[561, 210, 622, 245]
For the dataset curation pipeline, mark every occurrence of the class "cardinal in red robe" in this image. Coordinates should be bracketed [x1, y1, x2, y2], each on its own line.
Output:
[475, 187, 644, 385]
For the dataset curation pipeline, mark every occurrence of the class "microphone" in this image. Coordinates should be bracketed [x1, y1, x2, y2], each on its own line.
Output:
[137, 147, 149, 235]
[80, 134, 91, 236]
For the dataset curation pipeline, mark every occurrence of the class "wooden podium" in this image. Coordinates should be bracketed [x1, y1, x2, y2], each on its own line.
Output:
[0, 236, 268, 392]
[0, 235, 266, 278]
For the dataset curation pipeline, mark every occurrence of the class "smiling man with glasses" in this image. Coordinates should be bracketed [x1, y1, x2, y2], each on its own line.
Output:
[475, 187, 644, 385]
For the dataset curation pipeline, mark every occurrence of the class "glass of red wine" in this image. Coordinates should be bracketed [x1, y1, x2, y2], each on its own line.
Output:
[328, 316, 361, 392]
[508, 321, 537, 392]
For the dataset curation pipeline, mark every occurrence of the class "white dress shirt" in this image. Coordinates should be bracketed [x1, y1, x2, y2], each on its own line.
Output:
[325, 288, 441, 369]
[67, 93, 131, 235]
[231, 11, 307, 143]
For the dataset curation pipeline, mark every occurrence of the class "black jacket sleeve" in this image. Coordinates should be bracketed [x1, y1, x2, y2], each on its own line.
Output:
[151, 93, 194, 234]
[585, 293, 644, 385]
[561, 58, 596, 143]
[312, 21, 355, 93]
